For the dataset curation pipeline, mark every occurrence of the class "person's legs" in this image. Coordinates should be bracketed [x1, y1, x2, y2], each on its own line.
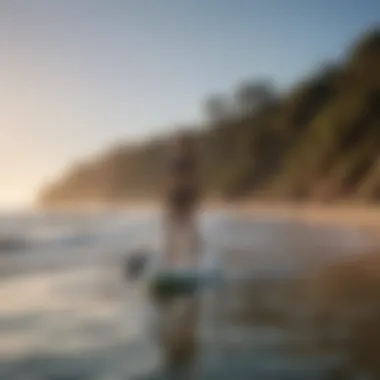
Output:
[164, 188, 201, 264]
[186, 212, 201, 265]
[160, 195, 201, 375]
[164, 208, 192, 265]
[164, 206, 181, 264]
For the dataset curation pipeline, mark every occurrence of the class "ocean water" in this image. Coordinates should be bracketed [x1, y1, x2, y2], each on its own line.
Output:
[0, 209, 378, 380]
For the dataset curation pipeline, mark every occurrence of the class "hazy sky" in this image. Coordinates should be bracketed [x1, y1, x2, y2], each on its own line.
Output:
[0, 0, 379, 207]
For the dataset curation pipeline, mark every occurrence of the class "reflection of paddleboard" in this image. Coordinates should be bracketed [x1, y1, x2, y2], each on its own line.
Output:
[123, 248, 222, 302]
[148, 271, 198, 301]
[148, 268, 221, 302]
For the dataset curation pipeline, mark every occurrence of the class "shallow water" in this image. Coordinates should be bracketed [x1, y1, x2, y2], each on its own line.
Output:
[0, 209, 378, 379]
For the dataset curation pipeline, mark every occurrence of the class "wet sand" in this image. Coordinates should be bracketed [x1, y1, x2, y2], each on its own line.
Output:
[231, 201, 380, 231]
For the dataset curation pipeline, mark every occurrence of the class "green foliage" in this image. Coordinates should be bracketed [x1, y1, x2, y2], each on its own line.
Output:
[38, 28, 380, 206]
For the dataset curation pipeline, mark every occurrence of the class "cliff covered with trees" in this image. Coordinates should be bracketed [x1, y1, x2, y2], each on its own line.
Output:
[38, 29, 380, 207]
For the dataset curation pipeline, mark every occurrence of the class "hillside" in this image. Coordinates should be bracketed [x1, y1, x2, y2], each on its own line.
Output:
[38, 29, 380, 207]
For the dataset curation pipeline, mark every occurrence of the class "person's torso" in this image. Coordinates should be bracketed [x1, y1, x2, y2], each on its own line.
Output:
[170, 154, 195, 175]
[167, 152, 198, 193]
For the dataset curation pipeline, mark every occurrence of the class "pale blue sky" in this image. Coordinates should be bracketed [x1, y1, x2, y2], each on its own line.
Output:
[0, 0, 379, 206]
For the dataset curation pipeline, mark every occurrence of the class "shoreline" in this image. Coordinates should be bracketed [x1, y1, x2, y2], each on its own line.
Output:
[229, 201, 380, 233]
[34, 199, 380, 232]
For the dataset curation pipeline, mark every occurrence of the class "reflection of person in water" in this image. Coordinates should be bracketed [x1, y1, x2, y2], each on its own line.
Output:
[163, 130, 202, 268]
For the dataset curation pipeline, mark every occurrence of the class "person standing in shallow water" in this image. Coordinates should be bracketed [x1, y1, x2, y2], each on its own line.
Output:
[159, 130, 203, 374]
[163, 130, 202, 268]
